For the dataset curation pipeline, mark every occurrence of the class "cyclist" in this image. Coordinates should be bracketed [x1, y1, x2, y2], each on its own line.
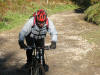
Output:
[18, 9, 57, 70]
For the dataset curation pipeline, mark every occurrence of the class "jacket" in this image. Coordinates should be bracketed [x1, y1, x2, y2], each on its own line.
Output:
[19, 17, 57, 42]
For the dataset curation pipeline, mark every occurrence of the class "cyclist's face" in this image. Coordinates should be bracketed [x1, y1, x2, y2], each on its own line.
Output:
[37, 21, 45, 27]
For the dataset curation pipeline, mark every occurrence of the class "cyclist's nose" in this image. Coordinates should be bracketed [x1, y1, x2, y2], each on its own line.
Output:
[40, 23, 44, 27]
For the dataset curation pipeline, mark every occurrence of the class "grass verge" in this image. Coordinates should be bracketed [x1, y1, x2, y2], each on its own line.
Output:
[83, 2, 100, 67]
[0, 2, 78, 32]
[81, 26, 100, 67]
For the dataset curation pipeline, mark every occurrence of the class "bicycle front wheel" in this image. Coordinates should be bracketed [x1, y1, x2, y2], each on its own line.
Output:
[30, 64, 45, 75]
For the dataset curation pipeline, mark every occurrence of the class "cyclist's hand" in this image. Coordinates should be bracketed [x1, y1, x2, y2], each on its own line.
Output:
[50, 41, 56, 49]
[18, 40, 27, 49]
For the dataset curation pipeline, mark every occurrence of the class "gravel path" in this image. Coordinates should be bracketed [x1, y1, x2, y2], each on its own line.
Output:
[0, 10, 98, 75]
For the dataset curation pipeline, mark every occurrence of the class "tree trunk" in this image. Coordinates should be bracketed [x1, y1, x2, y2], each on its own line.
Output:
[47, 0, 48, 4]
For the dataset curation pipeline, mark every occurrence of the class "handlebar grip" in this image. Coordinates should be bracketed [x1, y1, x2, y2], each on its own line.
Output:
[44, 46, 50, 50]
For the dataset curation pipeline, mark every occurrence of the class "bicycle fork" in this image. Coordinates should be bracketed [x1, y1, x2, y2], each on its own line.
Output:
[36, 48, 45, 66]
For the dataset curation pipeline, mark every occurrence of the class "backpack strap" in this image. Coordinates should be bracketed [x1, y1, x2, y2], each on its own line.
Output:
[33, 17, 36, 25]
[46, 18, 49, 29]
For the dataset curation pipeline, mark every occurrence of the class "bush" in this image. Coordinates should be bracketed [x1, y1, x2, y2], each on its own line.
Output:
[90, 0, 100, 4]
[71, 0, 91, 8]
[84, 2, 100, 25]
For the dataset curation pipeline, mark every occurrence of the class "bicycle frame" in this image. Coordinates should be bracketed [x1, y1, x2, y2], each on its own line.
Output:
[30, 47, 45, 75]
[25, 46, 50, 75]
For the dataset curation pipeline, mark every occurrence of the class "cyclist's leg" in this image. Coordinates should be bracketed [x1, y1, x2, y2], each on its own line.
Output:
[25, 34, 35, 65]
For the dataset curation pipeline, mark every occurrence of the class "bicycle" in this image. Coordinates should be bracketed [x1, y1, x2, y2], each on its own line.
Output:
[24, 46, 50, 75]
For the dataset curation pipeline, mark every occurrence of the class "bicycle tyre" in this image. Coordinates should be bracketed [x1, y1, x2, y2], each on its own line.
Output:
[29, 64, 45, 75]
[35, 64, 45, 75]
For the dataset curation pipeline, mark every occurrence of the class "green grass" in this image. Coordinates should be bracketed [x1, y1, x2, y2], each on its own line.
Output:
[47, 4, 78, 15]
[84, 2, 100, 25]
[0, 11, 29, 32]
[0, 2, 78, 32]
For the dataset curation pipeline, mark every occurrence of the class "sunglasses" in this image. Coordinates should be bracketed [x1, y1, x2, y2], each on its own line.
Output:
[37, 21, 46, 27]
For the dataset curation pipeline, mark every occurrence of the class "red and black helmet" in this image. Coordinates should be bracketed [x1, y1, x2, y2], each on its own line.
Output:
[36, 9, 47, 22]
[35, 9, 47, 27]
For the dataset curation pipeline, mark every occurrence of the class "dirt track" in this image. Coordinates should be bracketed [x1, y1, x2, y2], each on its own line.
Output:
[0, 10, 98, 75]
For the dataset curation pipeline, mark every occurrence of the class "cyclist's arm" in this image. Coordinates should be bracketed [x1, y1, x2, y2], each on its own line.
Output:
[48, 19, 58, 42]
[19, 17, 34, 41]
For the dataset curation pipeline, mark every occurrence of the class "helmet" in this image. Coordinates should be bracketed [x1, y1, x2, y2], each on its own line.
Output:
[36, 9, 47, 27]
[36, 9, 47, 22]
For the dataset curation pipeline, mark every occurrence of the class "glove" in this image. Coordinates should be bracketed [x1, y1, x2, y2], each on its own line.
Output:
[18, 40, 27, 49]
[50, 41, 56, 49]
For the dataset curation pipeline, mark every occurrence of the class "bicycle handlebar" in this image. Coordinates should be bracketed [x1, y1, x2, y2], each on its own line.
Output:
[24, 46, 51, 51]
